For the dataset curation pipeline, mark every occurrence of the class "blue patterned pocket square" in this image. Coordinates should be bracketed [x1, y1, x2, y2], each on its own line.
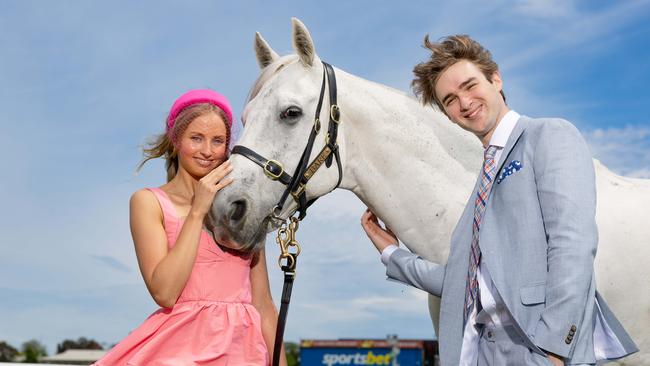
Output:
[496, 160, 523, 184]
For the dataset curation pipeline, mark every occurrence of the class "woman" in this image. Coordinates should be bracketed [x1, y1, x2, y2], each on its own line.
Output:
[95, 89, 286, 365]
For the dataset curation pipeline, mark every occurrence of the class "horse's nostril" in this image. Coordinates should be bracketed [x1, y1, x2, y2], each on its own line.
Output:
[230, 200, 247, 222]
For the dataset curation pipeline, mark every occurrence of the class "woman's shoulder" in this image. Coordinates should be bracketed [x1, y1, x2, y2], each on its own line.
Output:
[130, 188, 164, 219]
[131, 188, 157, 203]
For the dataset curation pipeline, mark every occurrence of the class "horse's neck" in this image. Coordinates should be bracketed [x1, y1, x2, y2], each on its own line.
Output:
[338, 71, 483, 262]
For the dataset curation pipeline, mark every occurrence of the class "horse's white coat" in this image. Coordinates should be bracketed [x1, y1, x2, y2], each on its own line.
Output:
[213, 18, 650, 365]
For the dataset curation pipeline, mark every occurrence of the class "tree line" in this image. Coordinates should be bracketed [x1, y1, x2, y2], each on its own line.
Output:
[0, 337, 103, 363]
[0, 338, 300, 365]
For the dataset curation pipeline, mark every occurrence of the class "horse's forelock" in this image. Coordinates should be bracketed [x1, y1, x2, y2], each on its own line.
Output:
[247, 55, 299, 103]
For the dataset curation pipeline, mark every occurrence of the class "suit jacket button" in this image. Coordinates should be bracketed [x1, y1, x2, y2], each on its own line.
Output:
[570, 325, 577, 332]
[565, 337, 572, 344]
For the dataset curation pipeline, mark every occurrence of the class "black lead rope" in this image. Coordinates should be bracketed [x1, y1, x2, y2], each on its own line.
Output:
[272, 253, 297, 366]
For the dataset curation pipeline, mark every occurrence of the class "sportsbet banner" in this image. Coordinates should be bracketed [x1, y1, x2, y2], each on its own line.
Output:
[300, 347, 424, 366]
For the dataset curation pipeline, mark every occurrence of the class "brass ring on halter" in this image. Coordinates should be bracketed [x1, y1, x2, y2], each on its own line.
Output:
[330, 105, 340, 123]
[314, 118, 321, 133]
[270, 206, 286, 226]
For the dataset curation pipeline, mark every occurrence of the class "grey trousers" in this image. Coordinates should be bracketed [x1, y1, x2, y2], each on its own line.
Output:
[476, 325, 595, 366]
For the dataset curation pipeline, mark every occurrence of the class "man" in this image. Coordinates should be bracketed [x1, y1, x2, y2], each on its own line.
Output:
[361, 35, 637, 366]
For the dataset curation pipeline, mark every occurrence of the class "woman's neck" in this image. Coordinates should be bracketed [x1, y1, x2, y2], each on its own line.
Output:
[165, 168, 199, 200]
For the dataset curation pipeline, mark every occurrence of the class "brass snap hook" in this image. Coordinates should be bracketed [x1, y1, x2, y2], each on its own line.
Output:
[276, 216, 301, 271]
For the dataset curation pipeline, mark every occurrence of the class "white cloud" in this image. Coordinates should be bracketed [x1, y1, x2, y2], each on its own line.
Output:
[583, 125, 650, 178]
[512, 0, 578, 19]
[420, 0, 650, 77]
[0, 285, 154, 354]
[299, 287, 429, 323]
[308, 190, 367, 222]
[626, 168, 650, 179]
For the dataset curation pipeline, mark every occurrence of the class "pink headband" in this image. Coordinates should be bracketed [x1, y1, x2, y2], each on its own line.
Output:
[166, 89, 234, 134]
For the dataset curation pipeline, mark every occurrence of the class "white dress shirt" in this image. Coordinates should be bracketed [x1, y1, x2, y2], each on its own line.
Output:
[457, 110, 520, 365]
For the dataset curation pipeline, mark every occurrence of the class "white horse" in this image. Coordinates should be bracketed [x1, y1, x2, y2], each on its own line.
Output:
[212, 18, 650, 365]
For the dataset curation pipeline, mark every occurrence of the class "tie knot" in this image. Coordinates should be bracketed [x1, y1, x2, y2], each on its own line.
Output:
[484, 145, 498, 160]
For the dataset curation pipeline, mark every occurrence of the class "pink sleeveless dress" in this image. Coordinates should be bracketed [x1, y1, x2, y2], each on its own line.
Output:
[94, 188, 268, 366]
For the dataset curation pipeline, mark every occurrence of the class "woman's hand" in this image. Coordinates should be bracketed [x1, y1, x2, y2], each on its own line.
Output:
[360, 208, 398, 253]
[189, 160, 234, 218]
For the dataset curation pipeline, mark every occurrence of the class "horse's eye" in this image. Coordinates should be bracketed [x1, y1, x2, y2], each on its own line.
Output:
[280, 106, 303, 120]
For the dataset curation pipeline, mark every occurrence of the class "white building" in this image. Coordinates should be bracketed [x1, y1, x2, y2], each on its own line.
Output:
[38, 349, 107, 365]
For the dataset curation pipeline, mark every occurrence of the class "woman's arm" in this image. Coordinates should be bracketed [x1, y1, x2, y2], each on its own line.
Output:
[250, 248, 287, 366]
[130, 189, 204, 308]
[131, 162, 233, 308]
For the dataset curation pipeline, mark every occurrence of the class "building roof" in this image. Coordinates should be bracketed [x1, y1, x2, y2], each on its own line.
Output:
[41, 349, 107, 362]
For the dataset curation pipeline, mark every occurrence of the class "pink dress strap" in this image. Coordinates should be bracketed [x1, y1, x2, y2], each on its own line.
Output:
[145, 188, 179, 237]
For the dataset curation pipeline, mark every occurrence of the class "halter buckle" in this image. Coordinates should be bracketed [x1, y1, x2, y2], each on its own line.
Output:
[264, 160, 284, 180]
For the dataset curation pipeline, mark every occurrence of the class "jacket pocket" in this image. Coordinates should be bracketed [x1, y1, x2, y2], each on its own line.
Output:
[520, 283, 546, 305]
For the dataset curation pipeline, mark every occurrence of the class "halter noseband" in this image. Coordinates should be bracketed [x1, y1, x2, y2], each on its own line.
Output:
[231, 61, 343, 220]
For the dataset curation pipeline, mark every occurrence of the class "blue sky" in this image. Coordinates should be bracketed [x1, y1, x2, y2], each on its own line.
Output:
[1, 0, 649, 354]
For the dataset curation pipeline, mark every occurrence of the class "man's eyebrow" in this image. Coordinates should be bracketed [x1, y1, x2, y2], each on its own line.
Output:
[459, 77, 476, 90]
[441, 77, 476, 105]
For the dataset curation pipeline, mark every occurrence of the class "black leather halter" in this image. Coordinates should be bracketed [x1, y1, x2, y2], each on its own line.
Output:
[231, 61, 342, 366]
[231, 61, 343, 221]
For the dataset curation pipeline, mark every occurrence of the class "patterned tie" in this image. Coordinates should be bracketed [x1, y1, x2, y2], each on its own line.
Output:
[464, 145, 499, 324]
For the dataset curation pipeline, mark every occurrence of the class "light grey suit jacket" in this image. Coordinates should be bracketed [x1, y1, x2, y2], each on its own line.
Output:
[387, 117, 638, 365]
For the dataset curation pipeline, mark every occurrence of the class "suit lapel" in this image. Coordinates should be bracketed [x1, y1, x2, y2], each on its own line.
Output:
[495, 116, 527, 176]
[481, 116, 527, 276]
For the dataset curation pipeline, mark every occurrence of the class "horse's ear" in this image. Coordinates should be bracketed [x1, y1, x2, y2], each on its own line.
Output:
[291, 18, 315, 67]
[254, 32, 279, 69]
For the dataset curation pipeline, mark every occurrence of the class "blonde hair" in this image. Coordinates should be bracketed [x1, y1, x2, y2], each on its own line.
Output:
[138, 103, 231, 181]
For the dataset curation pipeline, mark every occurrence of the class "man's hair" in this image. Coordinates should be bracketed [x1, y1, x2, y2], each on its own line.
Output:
[411, 34, 505, 111]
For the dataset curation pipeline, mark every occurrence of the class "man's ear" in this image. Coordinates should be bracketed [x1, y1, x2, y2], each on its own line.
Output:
[491, 70, 503, 91]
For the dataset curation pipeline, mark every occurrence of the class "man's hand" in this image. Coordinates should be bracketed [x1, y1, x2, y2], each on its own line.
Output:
[360, 208, 398, 253]
[547, 352, 564, 366]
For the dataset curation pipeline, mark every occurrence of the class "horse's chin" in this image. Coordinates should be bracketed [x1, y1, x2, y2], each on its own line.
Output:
[209, 216, 273, 254]
[214, 234, 246, 252]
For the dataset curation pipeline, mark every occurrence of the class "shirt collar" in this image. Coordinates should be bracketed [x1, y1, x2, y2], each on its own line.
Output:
[488, 110, 520, 149]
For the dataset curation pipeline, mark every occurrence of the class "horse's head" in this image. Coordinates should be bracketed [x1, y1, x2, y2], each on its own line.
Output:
[211, 18, 346, 252]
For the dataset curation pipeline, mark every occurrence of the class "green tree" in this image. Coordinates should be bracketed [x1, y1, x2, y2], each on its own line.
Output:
[21, 339, 47, 363]
[56, 337, 103, 353]
[285, 341, 300, 366]
[0, 341, 19, 362]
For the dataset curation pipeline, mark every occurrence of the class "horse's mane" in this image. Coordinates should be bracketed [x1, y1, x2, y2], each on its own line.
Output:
[247, 55, 299, 103]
